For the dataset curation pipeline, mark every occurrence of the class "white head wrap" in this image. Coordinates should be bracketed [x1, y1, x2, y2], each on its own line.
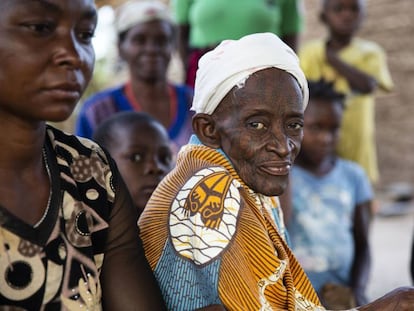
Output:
[114, 0, 173, 35]
[191, 32, 308, 114]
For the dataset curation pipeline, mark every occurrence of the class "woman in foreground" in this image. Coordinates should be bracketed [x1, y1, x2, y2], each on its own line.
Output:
[0, 0, 166, 309]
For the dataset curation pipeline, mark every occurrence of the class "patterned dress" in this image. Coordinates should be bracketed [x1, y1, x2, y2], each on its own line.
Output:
[139, 138, 324, 311]
[0, 126, 150, 310]
[289, 160, 373, 293]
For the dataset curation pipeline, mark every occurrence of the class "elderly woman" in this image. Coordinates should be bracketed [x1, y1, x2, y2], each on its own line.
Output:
[138, 33, 414, 310]
[75, 0, 193, 155]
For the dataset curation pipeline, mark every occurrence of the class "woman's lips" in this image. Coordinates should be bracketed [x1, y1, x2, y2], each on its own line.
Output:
[259, 162, 292, 176]
[44, 83, 82, 101]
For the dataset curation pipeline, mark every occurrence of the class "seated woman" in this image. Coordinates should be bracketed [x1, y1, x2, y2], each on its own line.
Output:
[0, 0, 166, 309]
[138, 32, 414, 311]
[75, 0, 193, 155]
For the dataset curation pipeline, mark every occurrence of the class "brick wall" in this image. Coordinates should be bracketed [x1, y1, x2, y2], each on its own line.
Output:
[302, 0, 414, 189]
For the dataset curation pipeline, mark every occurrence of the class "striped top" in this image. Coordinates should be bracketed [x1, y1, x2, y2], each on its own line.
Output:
[139, 142, 324, 310]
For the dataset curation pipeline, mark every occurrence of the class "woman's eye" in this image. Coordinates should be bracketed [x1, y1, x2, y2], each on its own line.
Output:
[78, 30, 95, 43]
[155, 35, 170, 47]
[130, 153, 142, 162]
[24, 22, 54, 35]
[132, 34, 146, 45]
[289, 122, 304, 131]
[249, 122, 266, 130]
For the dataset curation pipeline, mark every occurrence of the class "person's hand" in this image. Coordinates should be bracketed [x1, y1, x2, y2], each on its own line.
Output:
[320, 283, 356, 309]
[323, 40, 377, 93]
[325, 41, 339, 66]
[357, 286, 414, 311]
[353, 288, 368, 307]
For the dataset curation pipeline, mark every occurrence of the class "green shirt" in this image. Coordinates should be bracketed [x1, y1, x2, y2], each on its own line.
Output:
[173, 0, 304, 48]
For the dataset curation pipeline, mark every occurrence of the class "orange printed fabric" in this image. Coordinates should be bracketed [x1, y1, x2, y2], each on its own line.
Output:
[139, 144, 324, 311]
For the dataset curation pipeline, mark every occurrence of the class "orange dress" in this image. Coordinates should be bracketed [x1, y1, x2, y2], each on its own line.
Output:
[139, 141, 324, 310]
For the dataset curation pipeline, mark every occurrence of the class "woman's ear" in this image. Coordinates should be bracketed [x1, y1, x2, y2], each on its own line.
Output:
[118, 41, 126, 60]
[192, 113, 221, 149]
[319, 11, 327, 24]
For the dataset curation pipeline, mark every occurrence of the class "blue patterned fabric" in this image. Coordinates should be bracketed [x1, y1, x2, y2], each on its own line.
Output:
[289, 159, 373, 292]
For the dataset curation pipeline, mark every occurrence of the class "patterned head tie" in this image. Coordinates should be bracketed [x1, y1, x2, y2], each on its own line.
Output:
[191, 32, 309, 115]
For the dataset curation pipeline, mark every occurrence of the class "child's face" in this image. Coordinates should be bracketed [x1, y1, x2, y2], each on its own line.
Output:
[109, 121, 173, 213]
[322, 0, 364, 37]
[300, 98, 343, 166]
[0, 0, 96, 123]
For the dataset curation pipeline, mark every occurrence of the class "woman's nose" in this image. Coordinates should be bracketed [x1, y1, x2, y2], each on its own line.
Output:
[52, 33, 89, 69]
[266, 132, 293, 157]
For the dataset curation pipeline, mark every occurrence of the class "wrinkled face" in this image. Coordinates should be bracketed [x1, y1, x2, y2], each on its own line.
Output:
[119, 20, 174, 83]
[108, 121, 173, 213]
[300, 98, 343, 166]
[212, 68, 304, 196]
[322, 0, 364, 37]
[0, 0, 96, 123]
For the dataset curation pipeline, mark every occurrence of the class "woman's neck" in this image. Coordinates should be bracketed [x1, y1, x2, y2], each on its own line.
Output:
[130, 79, 169, 104]
[128, 78, 172, 128]
[0, 119, 49, 225]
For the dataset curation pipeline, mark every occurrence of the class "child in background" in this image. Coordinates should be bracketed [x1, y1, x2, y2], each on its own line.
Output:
[288, 80, 373, 309]
[93, 111, 173, 214]
[298, 0, 393, 185]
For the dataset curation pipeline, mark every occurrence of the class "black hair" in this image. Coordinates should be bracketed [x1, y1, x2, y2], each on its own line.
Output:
[308, 79, 345, 107]
[93, 111, 159, 149]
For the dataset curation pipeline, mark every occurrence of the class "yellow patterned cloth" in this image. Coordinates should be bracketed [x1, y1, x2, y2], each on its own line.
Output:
[139, 142, 324, 310]
[0, 126, 114, 309]
[299, 38, 393, 183]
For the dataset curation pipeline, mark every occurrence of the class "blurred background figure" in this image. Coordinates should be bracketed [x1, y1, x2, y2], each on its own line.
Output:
[301, 0, 414, 303]
[411, 233, 414, 284]
[287, 80, 373, 309]
[76, 0, 194, 155]
[172, 0, 304, 87]
[298, 0, 393, 187]
[93, 111, 174, 214]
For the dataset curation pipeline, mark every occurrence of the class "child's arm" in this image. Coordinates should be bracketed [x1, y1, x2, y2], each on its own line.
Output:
[326, 44, 377, 94]
[351, 200, 372, 306]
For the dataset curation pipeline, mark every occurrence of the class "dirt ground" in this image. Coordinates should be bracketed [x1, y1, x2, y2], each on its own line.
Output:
[367, 201, 414, 301]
